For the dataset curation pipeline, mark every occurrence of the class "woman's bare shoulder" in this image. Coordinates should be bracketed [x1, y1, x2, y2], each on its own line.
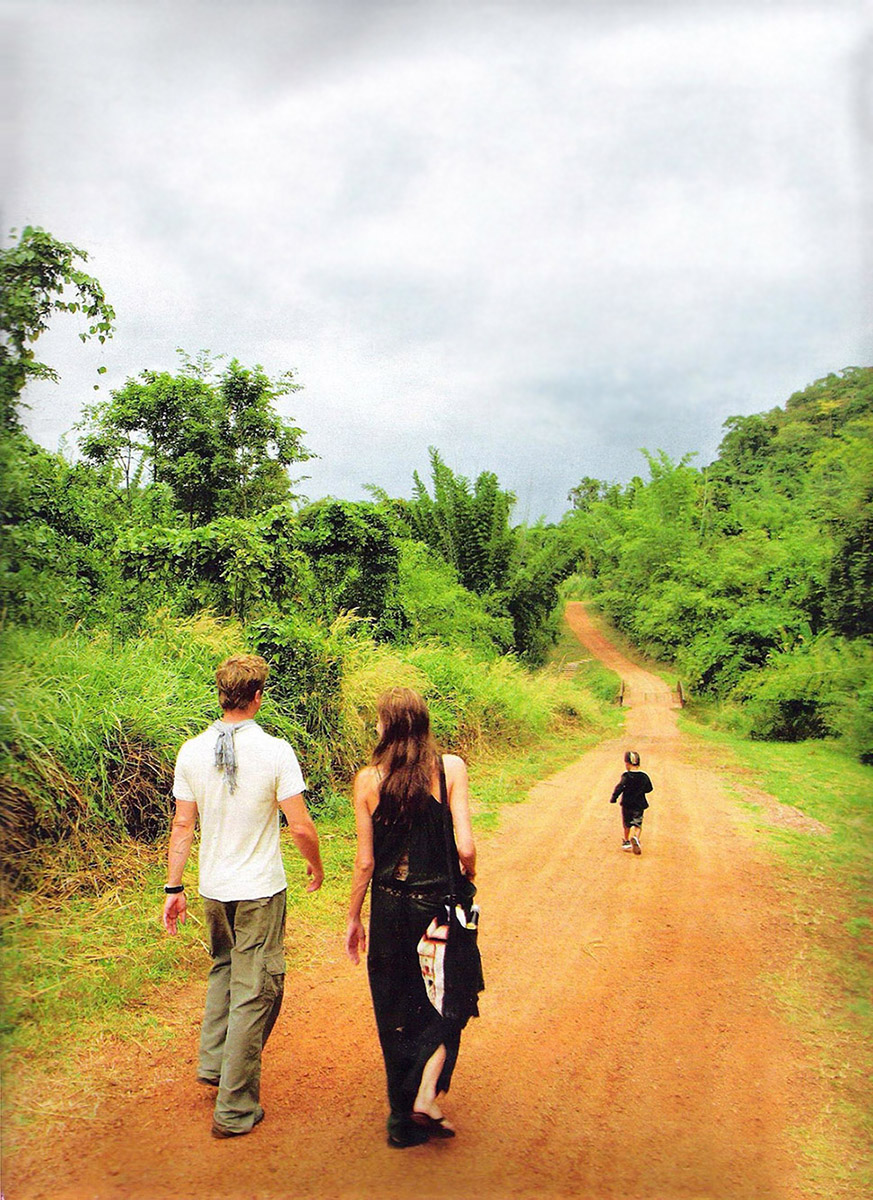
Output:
[353, 764, 381, 797]
[441, 753, 468, 778]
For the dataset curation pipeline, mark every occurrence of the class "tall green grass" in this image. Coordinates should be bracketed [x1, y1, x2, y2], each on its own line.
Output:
[0, 614, 248, 818]
[343, 635, 606, 750]
[2, 612, 610, 822]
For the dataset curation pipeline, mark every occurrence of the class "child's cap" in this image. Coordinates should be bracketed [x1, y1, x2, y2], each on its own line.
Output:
[625, 750, 640, 766]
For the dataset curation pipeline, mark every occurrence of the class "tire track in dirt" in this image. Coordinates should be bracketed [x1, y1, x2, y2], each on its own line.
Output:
[5, 603, 821, 1200]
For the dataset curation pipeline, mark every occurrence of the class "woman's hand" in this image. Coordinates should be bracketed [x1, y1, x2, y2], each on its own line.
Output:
[345, 917, 367, 965]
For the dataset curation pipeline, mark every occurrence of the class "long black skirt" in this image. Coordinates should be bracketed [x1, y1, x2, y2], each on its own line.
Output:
[367, 886, 470, 1139]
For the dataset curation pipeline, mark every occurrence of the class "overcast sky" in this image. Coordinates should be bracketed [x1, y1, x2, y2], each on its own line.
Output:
[3, 0, 871, 520]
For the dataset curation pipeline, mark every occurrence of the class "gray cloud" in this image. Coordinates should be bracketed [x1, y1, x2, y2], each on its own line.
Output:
[4, 0, 870, 520]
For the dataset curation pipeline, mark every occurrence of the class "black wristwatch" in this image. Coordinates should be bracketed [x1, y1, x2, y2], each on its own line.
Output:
[164, 884, 185, 894]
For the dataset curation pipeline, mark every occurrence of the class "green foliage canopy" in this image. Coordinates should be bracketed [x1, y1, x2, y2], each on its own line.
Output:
[407, 448, 579, 662]
[0, 226, 115, 432]
[296, 499, 401, 625]
[409, 448, 516, 596]
[79, 355, 311, 523]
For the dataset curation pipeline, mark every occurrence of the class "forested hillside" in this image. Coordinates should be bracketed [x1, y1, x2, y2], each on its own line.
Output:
[562, 366, 873, 759]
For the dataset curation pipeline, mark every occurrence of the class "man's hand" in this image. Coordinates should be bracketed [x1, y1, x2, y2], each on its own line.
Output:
[162, 892, 188, 936]
[306, 862, 324, 893]
[345, 917, 366, 965]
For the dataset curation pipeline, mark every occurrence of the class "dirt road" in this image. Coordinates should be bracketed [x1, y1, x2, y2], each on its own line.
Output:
[5, 603, 822, 1200]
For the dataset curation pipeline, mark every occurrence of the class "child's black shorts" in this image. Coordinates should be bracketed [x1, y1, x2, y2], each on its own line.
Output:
[620, 805, 645, 829]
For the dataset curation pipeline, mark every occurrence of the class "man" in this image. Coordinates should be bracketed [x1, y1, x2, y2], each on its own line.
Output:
[162, 653, 324, 1138]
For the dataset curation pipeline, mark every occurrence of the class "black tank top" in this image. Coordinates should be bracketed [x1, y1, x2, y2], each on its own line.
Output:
[372, 788, 456, 895]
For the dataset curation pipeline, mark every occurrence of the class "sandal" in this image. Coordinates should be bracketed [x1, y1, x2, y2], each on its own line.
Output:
[387, 1124, 430, 1148]
[411, 1111, 456, 1138]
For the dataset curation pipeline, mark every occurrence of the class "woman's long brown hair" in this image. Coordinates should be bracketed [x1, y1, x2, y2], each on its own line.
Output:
[372, 687, 439, 823]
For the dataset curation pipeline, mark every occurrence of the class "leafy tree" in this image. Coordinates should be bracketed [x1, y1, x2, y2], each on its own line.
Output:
[216, 360, 309, 516]
[502, 524, 583, 664]
[79, 355, 310, 522]
[408, 449, 516, 596]
[296, 499, 401, 625]
[80, 366, 217, 511]
[712, 412, 779, 488]
[116, 503, 310, 622]
[407, 450, 581, 662]
[826, 489, 873, 637]
[567, 475, 607, 511]
[0, 226, 115, 431]
[392, 540, 514, 657]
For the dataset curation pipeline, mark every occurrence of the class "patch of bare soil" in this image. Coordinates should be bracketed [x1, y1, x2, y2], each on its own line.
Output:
[734, 788, 832, 836]
[3, 602, 832, 1199]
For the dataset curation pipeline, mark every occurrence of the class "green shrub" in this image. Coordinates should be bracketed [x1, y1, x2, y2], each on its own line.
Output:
[0, 435, 122, 630]
[249, 612, 348, 800]
[731, 634, 873, 753]
[387, 540, 513, 657]
[296, 499, 401, 624]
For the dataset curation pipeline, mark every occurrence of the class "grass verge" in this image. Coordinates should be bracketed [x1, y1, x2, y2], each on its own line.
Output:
[680, 716, 873, 1198]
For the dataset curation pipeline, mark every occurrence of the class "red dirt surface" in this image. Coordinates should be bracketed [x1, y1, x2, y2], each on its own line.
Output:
[4, 603, 827, 1199]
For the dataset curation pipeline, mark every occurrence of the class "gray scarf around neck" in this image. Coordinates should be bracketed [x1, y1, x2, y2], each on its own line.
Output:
[212, 718, 256, 793]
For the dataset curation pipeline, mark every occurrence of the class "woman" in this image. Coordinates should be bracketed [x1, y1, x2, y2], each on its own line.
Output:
[345, 687, 481, 1148]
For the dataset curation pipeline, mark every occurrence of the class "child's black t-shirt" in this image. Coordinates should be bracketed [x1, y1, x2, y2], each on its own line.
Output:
[610, 770, 653, 810]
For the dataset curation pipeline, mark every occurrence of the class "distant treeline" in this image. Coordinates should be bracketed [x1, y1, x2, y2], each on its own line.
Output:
[4, 359, 869, 763]
[561, 367, 873, 761]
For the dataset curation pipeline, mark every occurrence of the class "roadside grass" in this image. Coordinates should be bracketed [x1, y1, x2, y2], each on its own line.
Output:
[681, 717, 873, 1197]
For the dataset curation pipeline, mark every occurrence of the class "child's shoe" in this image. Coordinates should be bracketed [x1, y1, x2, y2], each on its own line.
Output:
[631, 835, 641, 855]
[622, 840, 632, 852]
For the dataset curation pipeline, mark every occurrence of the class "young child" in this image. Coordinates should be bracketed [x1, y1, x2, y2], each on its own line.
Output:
[609, 750, 653, 855]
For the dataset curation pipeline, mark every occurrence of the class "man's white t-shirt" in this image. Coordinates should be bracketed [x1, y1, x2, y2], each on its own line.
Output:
[173, 721, 306, 902]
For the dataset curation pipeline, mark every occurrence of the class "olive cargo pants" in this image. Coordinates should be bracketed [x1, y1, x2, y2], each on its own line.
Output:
[199, 890, 287, 1132]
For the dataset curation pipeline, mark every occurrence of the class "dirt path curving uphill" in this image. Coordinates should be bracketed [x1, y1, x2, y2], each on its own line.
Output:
[5, 603, 825, 1200]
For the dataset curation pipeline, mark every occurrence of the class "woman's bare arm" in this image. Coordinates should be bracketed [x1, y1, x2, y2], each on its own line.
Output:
[345, 768, 377, 963]
[444, 754, 476, 879]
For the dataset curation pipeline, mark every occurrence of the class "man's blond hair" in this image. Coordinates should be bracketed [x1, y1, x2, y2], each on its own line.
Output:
[215, 654, 270, 711]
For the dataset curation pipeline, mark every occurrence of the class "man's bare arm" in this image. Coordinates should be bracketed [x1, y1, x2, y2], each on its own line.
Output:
[278, 793, 324, 892]
[162, 799, 197, 935]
